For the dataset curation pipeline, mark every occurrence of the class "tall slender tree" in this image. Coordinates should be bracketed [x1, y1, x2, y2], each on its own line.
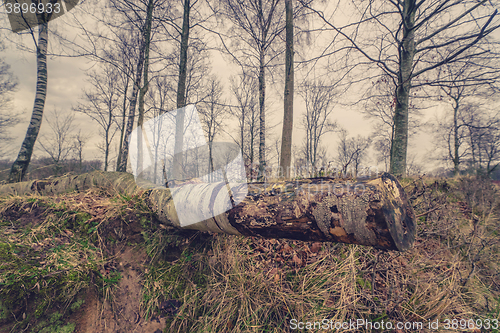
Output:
[300, 79, 337, 173]
[230, 73, 259, 179]
[74, 65, 121, 171]
[198, 76, 226, 178]
[171, 0, 192, 182]
[117, 0, 155, 172]
[279, 0, 294, 179]
[220, 0, 285, 180]
[9, 4, 56, 182]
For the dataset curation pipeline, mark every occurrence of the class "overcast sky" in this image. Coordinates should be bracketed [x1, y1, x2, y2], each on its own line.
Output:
[0, 1, 474, 175]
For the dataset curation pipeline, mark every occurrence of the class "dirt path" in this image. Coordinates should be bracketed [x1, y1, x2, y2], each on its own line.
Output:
[75, 247, 165, 333]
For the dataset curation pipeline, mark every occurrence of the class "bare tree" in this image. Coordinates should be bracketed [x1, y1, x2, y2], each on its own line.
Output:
[157, 0, 210, 182]
[198, 76, 226, 177]
[299, 79, 337, 173]
[279, 0, 294, 179]
[74, 64, 121, 171]
[432, 54, 500, 175]
[116, 0, 155, 172]
[462, 106, 500, 176]
[38, 109, 75, 176]
[219, 0, 286, 180]
[337, 128, 370, 177]
[229, 72, 260, 180]
[112, 32, 136, 171]
[9, 6, 56, 182]
[479, 126, 500, 176]
[73, 130, 91, 172]
[302, 0, 500, 176]
[66, 0, 172, 172]
[0, 48, 19, 158]
[374, 136, 391, 172]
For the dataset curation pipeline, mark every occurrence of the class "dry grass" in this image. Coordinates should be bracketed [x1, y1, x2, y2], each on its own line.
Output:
[0, 189, 155, 332]
[141, 175, 500, 332]
[1, 175, 499, 332]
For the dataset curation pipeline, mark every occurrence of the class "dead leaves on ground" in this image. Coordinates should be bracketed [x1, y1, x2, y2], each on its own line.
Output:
[245, 237, 327, 282]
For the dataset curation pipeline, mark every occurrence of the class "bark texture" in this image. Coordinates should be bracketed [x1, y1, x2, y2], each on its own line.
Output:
[389, 0, 415, 177]
[0, 172, 415, 251]
[9, 22, 49, 183]
[257, 51, 266, 181]
[136, 0, 154, 176]
[279, 0, 294, 179]
[116, 0, 153, 173]
[172, 0, 191, 182]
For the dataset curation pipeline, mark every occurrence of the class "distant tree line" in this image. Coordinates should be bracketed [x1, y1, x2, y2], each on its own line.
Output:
[1, 0, 500, 183]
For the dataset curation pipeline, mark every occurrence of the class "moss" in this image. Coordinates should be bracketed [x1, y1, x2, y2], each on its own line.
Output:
[49, 312, 63, 324]
[0, 300, 8, 321]
[69, 299, 84, 313]
[0, 199, 101, 330]
[31, 310, 77, 332]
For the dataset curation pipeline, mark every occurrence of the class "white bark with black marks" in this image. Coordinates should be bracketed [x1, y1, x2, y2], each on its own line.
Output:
[0, 171, 416, 252]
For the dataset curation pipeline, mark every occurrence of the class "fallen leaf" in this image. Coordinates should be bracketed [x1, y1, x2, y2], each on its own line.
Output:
[292, 254, 302, 266]
[310, 242, 322, 253]
[282, 243, 293, 253]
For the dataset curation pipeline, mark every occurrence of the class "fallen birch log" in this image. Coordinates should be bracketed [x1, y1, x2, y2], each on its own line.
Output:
[0, 171, 415, 251]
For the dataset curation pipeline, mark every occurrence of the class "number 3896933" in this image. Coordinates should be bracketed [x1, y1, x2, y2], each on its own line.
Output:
[5, 1, 61, 15]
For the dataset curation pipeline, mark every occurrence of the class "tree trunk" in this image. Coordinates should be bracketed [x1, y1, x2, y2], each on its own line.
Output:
[116, 76, 129, 171]
[116, 1, 152, 173]
[172, 0, 191, 183]
[257, 50, 267, 181]
[452, 100, 460, 176]
[250, 125, 255, 181]
[136, 0, 154, 176]
[240, 112, 245, 161]
[389, 0, 416, 177]
[117, 69, 143, 172]
[279, 0, 294, 179]
[0, 172, 415, 252]
[9, 22, 49, 183]
[104, 125, 110, 172]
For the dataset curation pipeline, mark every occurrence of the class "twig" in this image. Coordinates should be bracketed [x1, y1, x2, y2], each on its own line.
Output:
[415, 205, 443, 218]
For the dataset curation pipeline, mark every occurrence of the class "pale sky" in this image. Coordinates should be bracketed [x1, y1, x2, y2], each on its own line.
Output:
[0, 1, 469, 175]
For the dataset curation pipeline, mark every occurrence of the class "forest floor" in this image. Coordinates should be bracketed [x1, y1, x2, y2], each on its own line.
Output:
[0, 176, 499, 332]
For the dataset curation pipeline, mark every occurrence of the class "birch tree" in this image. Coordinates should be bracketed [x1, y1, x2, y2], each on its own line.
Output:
[337, 129, 370, 177]
[116, 0, 155, 172]
[432, 52, 500, 175]
[0, 50, 19, 158]
[300, 79, 337, 173]
[159, 0, 207, 182]
[302, 0, 500, 176]
[74, 64, 121, 171]
[8, 5, 55, 182]
[111, 33, 136, 171]
[230, 72, 259, 180]
[219, 0, 286, 180]
[279, 0, 294, 179]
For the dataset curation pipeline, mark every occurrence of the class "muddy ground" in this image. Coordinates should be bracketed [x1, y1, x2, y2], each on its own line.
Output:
[0, 190, 172, 333]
